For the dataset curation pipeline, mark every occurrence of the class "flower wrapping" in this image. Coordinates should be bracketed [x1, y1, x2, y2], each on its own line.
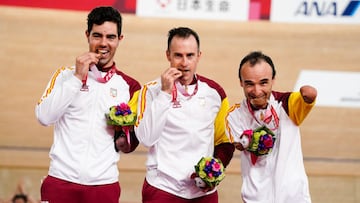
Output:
[194, 157, 225, 188]
[105, 103, 136, 144]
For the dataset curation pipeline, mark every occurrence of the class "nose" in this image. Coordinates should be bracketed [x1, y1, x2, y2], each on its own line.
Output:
[253, 84, 262, 96]
[180, 56, 189, 67]
[99, 36, 107, 46]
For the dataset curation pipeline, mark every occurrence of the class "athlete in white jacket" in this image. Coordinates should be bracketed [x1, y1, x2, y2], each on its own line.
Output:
[35, 6, 140, 203]
[226, 51, 317, 203]
[135, 27, 234, 203]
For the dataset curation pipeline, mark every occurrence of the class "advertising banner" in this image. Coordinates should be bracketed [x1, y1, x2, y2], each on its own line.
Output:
[0, 0, 136, 13]
[249, 0, 271, 20]
[271, 0, 360, 24]
[136, 0, 249, 21]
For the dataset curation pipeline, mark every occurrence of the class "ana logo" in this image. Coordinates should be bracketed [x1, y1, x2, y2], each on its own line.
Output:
[342, 0, 360, 16]
[295, 0, 360, 16]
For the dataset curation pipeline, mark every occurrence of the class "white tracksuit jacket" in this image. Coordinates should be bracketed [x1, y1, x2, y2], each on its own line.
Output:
[135, 74, 231, 199]
[226, 91, 315, 203]
[35, 64, 140, 185]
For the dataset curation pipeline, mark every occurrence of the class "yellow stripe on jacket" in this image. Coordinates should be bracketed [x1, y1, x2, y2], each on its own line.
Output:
[37, 66, 72, 105]
[288, 92, 315, 126]
[214, 97, 231, 146]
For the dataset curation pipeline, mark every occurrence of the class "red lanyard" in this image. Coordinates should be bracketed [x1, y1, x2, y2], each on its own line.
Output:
[81, 74, 89, 91]
[171, 79, 198, 108]
[247, 100, 279, 131]
[80, 65, 116, 91]
[90, 64, 116, 83]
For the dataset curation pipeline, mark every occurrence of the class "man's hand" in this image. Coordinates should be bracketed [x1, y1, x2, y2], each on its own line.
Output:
[190, 173, 215, 193]
[114, 126, 139, 153]
[74, 52, 101, 81]
[161, 67, 182, 94]
[233, 142, 245, 151]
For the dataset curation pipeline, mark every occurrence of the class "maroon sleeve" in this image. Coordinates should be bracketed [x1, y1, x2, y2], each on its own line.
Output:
[116, 69, 141, 99]
[197, 74, 227, 100]
[214, 143, 235, 168]
[272, 91, 291, 115]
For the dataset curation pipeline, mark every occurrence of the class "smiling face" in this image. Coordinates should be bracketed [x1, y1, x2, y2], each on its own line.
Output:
[166, 35, 201, 85]
[240, 60, 275, 109]
[86, 21, 123, 68]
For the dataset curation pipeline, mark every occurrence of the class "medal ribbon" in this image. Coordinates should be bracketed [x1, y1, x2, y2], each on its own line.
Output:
[171, 79, 199, 106]
[82, 75, 88, 88]
[171, 83, 178, 104]
[90, 64, 116, 83]
[175, 81, 198, 97]
[247, 100, 279, 131]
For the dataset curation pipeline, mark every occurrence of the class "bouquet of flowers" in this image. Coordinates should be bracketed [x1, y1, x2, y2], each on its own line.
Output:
[193, 157, 225, 189]
[105, 103, 136, 146]
[105, 103, 136, 126]
[239, 126, 276, 165]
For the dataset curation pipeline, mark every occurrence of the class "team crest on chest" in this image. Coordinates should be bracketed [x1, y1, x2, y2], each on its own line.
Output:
[198, 97, 206, 107]
[110, 88, 117, 97]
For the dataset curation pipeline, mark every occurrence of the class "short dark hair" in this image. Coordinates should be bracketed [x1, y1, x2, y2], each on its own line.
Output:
[12, 193, 27, 203]
[167, 27, 200, 51]
[87, 6, 122, 37]
[238, 51, 276, 81]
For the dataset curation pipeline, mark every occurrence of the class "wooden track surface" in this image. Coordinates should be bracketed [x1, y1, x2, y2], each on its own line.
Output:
[0, 6, 359, 203]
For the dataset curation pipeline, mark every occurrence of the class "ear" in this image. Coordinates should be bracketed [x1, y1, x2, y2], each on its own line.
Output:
[271, 77, 276, 86]
[118, 34, 124, 41]
[240, 80, 244, 87]
[85, 30, 90, 42]
[166, 50, 171, 62]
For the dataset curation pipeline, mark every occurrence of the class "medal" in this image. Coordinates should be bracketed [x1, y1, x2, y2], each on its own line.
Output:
[80, 74, 89, 91]
[80, 84, 89, 91]
[172, 100, 181, 108]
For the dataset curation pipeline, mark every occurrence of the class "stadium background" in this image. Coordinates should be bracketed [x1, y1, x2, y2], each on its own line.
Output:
[0, 0, 359, 202]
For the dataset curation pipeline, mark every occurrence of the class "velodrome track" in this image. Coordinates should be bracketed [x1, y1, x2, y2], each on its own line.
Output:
[0, 6, 359, 203]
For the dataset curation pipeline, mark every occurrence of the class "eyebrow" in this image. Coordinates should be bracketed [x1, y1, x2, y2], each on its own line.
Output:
[243, 80, 254, 84]
[243, 78, 269, 84]
[92, 32, 117, 38]
[173, 52, 196, 56]
[260, 78, 269, 83]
